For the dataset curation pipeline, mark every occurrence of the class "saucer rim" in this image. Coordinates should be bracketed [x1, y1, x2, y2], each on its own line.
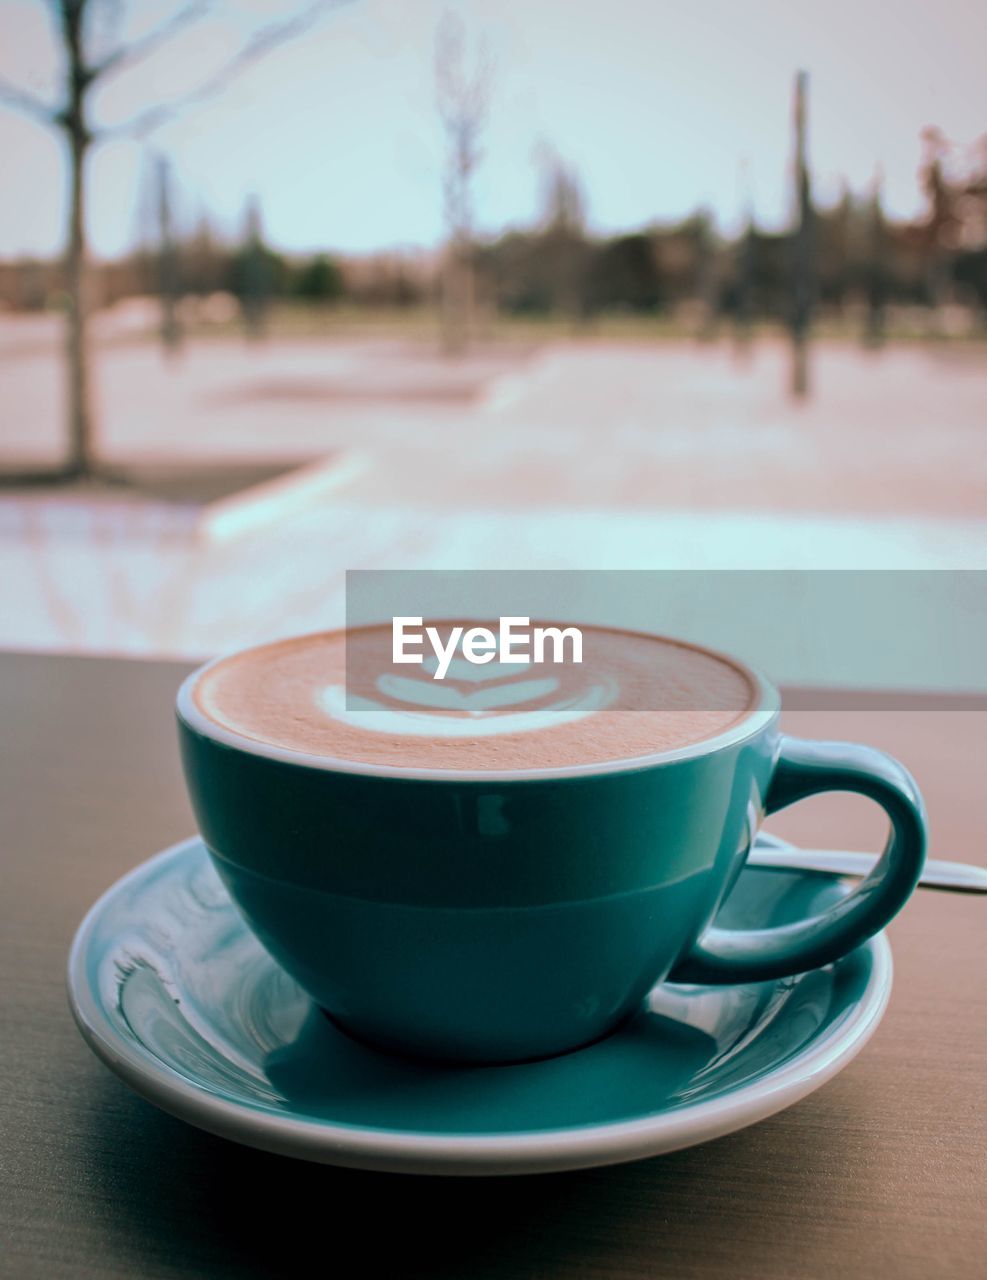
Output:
[67, 837, 893, 1177]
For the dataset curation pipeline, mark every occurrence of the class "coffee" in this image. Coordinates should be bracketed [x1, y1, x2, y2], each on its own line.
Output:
[193, 623, 757, 772]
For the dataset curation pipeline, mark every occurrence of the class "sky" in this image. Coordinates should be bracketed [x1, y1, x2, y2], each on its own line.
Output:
[0, 0, 985, 259]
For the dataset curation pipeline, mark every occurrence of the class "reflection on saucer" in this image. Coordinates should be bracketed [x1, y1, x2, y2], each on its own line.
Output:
[69, 837, 890, 1175]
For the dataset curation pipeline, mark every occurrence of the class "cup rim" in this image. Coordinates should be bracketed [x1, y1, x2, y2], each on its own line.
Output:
[176, 624, 781, 782]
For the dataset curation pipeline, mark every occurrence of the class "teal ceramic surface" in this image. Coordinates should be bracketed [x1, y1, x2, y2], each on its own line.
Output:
[176, 637, 924, 1063]
[67, 837, 892, 1176]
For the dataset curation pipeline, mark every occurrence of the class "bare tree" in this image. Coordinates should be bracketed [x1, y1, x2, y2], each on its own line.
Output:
[732, 159, 756, 358]
[918, 127, 960, 337]
[0, 0, 346, 481]
[692, 208, 718, 343]
[790, 70, 814, 399]
[237, 196, 276, 341]
[536, 144, 588, 327]
[863, 168, 888, 349]
[155, 154, 182, 354]
[434, 11, 491, 355]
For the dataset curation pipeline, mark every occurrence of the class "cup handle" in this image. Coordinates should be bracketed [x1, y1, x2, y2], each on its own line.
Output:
[669, 736, 927, 984]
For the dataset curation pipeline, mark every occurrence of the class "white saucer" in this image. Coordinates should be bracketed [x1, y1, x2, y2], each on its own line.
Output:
[68, 836, 891, 1176]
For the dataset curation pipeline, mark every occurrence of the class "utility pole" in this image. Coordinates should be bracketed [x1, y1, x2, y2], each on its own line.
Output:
[791, 71, 813, 398]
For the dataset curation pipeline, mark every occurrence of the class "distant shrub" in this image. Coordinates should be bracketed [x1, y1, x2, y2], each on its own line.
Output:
[292, 254, 345, 303]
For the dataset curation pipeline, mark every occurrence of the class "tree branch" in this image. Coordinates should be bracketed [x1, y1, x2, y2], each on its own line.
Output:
[104, 0, 351, 140]
[0, 74, 58, 125]
[94, 0, 212, 81]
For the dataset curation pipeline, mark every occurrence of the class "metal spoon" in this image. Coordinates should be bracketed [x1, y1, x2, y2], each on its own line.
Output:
[749, 844, 987, 894]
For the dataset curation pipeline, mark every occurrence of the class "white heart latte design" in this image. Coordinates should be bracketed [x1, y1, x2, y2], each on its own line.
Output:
[318, 655, 618, 738]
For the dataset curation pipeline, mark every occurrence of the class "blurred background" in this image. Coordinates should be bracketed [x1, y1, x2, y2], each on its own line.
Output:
[0, 0, 984, 667]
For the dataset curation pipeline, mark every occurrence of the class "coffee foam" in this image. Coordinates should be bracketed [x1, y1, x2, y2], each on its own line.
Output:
[192, 625, 757, 772]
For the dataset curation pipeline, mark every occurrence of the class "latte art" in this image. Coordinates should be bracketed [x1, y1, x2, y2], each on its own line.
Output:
[318, 651, 619, 740]
[192, 624, 758, 772]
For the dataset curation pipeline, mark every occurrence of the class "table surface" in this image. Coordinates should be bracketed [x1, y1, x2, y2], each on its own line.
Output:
[2, 651, 985, 1280]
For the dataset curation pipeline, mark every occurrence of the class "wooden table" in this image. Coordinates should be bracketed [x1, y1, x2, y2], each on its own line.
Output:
[2, 652, 985, 1280]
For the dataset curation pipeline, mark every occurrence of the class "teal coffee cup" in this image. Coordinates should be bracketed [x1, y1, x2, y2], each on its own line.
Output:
[176, 629, 927, 1064]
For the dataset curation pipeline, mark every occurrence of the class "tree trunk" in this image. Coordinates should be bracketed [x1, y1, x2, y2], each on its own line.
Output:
[61, 0, 95, 478]
[64, 125, 93, 475]
[864, 185, 887, 349]
[156, 155, 182, 353]
[442, 239, 473, 356]
[790, 71, 813, 400]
